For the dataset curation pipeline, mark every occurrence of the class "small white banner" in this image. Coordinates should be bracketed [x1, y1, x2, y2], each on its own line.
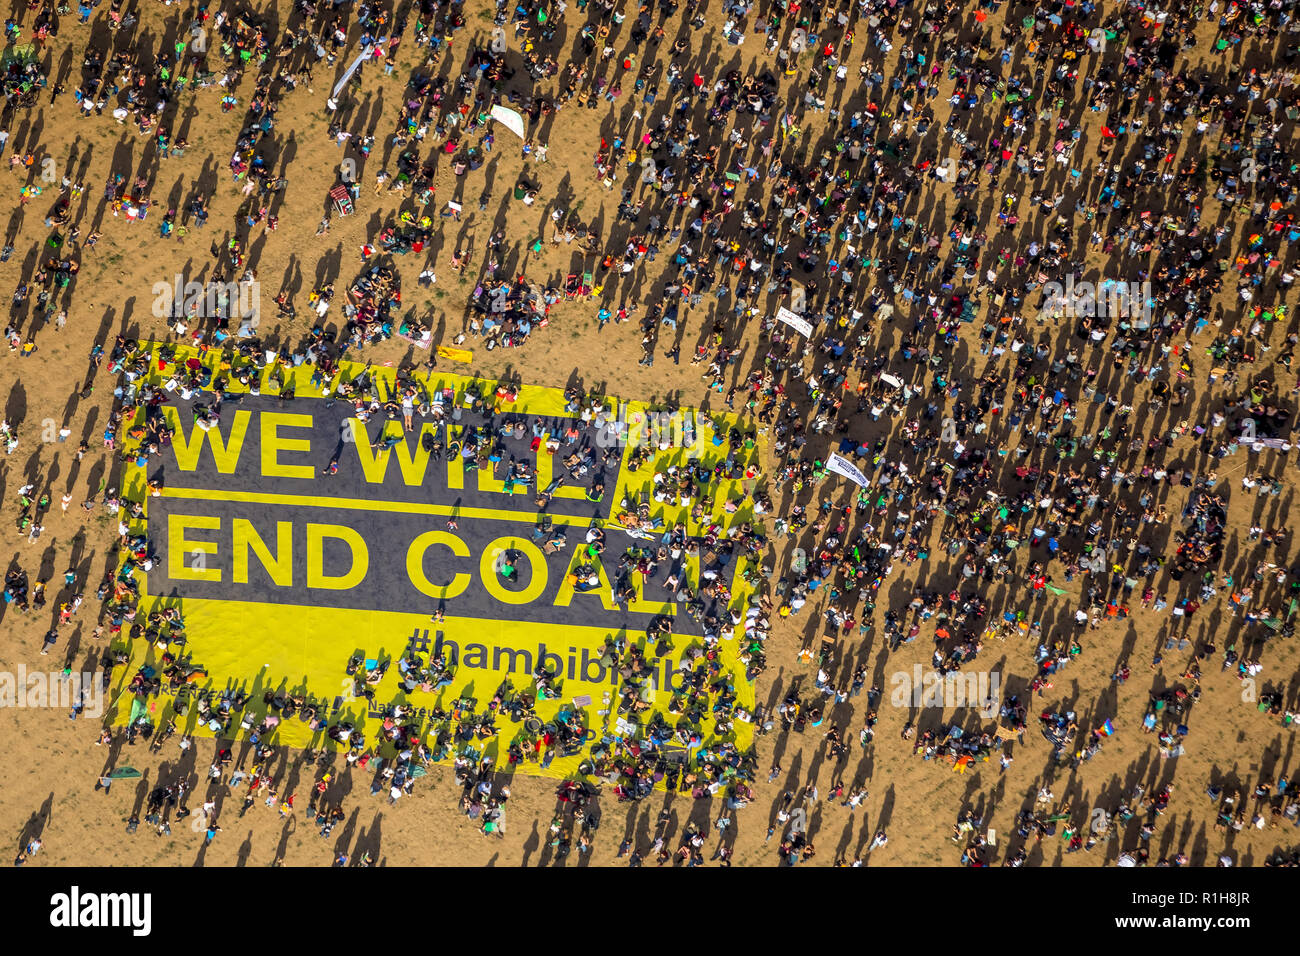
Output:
[826, 453, 869, 488]
[330, 38, 388, 104]
[490, 104, 527, 140]
[776, 306, 813, 337]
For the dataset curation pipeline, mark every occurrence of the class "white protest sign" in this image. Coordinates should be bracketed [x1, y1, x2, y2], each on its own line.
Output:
[776, 306, 813, 337]
[490, 104, 526, 140]
[330, 38, 388, 104]
[826, 453, 870, 488]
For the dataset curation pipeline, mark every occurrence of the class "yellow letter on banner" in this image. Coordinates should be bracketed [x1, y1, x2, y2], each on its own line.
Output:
[391, 424, 440, 485]
[232, 518, 293, 586]
[477, 466, 507, 495]
[165, 408, 251, 473]
[445, 425, 465, 491]
[406, 530, 472, 599]
[479, 536, 548, 604]
[533, 446, 591, 502]
[553, 548, 619, 611]
[352, 421, 439, 485]
[261, 412, 315, 479]
[350, 418, 390, 483]
[168, 514, 223, 582]
[306, 523, 368, 590]
[627, 573, 675, 616]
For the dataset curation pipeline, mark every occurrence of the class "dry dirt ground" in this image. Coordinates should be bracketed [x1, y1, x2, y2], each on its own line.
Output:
[0, 0, 1296, 868]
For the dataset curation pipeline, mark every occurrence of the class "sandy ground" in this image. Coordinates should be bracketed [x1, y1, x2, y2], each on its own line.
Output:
[0, 0, 1297, 867]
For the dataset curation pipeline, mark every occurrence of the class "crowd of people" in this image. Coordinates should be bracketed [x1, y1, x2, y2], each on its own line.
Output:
[1, 0, 1300, 867]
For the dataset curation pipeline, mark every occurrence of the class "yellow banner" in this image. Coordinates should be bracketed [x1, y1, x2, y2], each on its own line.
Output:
[109, 343, 764, 782]
[436, 344, 475, 363]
